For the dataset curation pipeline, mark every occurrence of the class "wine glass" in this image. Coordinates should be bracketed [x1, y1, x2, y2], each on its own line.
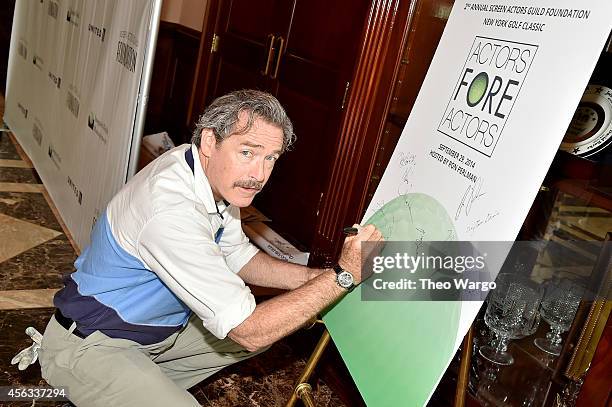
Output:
[534, 279, 583, 355]
[479, 273, 542, 365]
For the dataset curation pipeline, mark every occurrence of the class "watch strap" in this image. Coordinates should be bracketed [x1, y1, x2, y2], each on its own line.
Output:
[333, 264, 344, 276]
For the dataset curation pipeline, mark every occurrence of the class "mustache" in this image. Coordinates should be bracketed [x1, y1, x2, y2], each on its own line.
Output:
[233, 180, 263, 190]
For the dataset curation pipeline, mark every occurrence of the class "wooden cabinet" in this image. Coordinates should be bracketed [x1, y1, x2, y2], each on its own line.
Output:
[459, 155, 612, 407]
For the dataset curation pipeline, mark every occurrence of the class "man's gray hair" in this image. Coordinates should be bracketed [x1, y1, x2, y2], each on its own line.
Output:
[192, 89, 295, 153]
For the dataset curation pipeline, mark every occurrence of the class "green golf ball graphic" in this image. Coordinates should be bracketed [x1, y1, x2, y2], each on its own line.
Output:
[323, 193, 462, 406]
[467, 72, 489, 107]
[364, 192, 458, 300]
[366, 193, 456, 241]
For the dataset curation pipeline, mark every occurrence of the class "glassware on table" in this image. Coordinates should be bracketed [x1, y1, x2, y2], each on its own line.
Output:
[534, 278, 583, 355]
[479, 273, 542, 366]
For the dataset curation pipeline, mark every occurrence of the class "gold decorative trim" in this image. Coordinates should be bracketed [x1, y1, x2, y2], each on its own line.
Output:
[565, 299, 611, 380]
[565, 232, 612, 380]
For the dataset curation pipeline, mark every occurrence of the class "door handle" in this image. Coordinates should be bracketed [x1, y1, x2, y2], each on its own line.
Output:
[271, 36, 285, 79]
[261, 34, 275, 76]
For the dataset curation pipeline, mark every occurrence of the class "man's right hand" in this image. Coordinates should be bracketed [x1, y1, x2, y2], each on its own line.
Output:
[228, 223, 383, 351]
[337, 224, 383, 285]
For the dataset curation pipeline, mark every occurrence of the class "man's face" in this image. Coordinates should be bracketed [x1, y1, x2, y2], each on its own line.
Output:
[199, 112, 284, 207]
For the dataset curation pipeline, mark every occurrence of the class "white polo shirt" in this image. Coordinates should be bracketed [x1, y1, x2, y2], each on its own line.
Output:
[54, 144, 259, 344]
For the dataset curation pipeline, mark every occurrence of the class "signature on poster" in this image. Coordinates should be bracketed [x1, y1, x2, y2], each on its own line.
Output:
[466, 210, 501, 235]
[397, 151, 417, 196]
[455, 177, 486, 221]
[415, 226, 425, 253]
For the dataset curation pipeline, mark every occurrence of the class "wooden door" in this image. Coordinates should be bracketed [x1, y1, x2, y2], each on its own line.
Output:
[206, 0, 370, 249]
[206, 0, 279, 98]
[255, 0, 370, 248]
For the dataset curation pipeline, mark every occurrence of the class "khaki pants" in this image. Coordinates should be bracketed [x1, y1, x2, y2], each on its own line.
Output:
[39, 313, 266, 406]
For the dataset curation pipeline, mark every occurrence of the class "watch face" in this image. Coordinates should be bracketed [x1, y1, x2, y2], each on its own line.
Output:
[338, 271, 354, 288]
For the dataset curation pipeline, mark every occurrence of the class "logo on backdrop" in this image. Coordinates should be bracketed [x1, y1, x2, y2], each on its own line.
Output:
[32, 54, 44, 71]
[87, 112, 109, 144]
[66, 89, 80, 118]
[47, 144, 62, 170]
[116, 31, 138, 73]
[32, 119, 44, 147]
[18, 40, 27, 60]
[17, 102, 28, 119]
[66, 9, 80, 27]
[88, 24, 107, 42]
[91, 209, 101, 231]
[47, 1, 59, 19]
[438, 36, 538, 157]
[48, 71, 61, 89]
[67, 176, 83, 205]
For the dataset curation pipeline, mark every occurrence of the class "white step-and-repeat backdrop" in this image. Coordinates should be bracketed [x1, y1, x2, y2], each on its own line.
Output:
[4, 0, 161, 249]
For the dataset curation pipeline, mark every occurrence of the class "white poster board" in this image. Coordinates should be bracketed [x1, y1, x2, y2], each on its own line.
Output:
[4, 0, 160, 249]
[323, 1, 612, 405]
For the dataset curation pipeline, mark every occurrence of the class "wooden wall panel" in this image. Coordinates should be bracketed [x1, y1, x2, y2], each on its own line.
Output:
[309, 0, 418, 265]
[144, 22, 201, 145]
[363, 0, 454, 210]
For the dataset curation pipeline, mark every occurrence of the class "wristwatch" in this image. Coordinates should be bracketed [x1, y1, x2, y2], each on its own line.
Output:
[333, 264, 355, 292]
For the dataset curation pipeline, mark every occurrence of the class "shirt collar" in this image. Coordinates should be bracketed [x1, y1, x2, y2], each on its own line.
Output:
[190, 143, 227, 216]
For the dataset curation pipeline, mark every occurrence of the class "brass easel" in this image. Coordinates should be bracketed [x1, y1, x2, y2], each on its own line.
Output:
[454, 326, 475, 407]
[286, 320, 329, 407]
[286, 321, 475, 407]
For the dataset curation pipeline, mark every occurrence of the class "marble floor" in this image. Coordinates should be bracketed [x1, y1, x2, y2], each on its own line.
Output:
[0, 100, 345, 406]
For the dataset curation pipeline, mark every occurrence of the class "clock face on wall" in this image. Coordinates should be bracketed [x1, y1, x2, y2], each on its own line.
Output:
[561, 84, 612, 160]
